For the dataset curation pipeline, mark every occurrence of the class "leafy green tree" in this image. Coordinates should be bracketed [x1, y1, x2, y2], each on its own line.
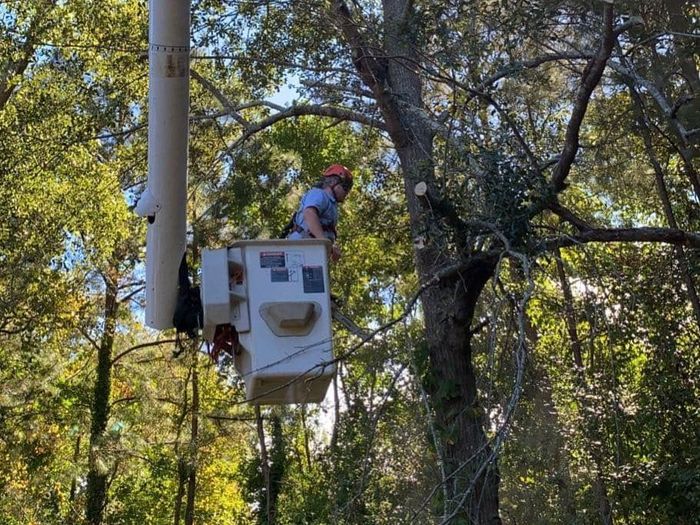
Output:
[187, 1, 700, 522]
[2, 1, 699, 524]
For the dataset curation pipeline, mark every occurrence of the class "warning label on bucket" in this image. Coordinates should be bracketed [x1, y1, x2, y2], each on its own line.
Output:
[302, 266, 324, 293]
[271, 268, 289, 282]
[260, 251, 286, 268]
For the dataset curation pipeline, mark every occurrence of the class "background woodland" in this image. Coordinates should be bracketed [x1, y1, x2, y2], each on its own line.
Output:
[0, 1, 698, 524]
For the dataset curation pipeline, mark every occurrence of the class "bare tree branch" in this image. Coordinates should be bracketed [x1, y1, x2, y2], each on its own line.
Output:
[551, 3, 615, 193]
[543, 227, 700, 251]
[118, 285, 144, 305]
[607, 60, 696, 145]
[206, 413, 259, 422]
[224, 103, 387, 153]
[331, 303, 370, 338]
[548, 202, 594, 232]
[191, 69, 250, 127]
[112, 339, 177, 365]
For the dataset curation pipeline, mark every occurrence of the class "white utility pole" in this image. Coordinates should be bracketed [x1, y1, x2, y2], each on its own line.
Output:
[136, 0, 191, 329]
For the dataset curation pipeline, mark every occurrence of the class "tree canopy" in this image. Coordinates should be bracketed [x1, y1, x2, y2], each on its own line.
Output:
[0, 1, 698, 524]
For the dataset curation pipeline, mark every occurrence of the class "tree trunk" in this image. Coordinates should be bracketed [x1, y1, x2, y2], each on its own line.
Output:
[383, 2, 502, 521]
[255, 407, 286, 525]
[555, 253, 614, 525]
[392, 99, 501, 523]
[173, 366, 192, 525]
[184, 361, 199, 525]
[85, 269, 119, 525]
[385, 8, 501, 522]
[336, 0, 503, 519]
[524, 314, 578, 523]
[420, 269, 501, 524]
[627, 84, 700, 329]
[173, 459, 187, 525]
[299, 405, 312, 472]
[267, 412, 286, 525]
[68, 434, 82, 522]
[255, 405, 271, 524]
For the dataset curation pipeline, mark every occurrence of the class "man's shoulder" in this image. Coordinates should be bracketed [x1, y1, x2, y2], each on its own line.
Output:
[304, 187, 326, 198]
[302, 187, 334, 207]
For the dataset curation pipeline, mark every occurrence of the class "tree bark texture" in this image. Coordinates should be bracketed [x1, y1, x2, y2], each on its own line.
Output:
[173, 459, 187, 525]
[86, 270, 119, 525]
[523, 313, 578, 523]
[255, 405, 272, 524]
[334, 0, 502, 521]
[555, 253, 614, 525]
[266, 412, 286, 525]
[173, 367, 192, 525]
[255, 407, 286, 525]
[185, 362, 199, 525]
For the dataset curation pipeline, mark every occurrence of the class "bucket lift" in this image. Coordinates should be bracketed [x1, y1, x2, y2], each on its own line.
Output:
[201, 240, 335, 404]
[135, 0, 335, 404]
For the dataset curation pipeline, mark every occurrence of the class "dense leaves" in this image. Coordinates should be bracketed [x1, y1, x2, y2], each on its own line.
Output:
[1, 0, 698, 524]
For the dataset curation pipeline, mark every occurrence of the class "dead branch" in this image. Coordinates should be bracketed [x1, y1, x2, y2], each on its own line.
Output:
[224, 103, 387, 154]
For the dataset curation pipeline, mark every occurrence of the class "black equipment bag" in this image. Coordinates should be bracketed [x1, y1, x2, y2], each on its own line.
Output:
[172, 254, 203, 339]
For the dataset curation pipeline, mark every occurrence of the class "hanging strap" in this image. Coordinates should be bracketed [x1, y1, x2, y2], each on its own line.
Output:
[172, 253, 203, 339]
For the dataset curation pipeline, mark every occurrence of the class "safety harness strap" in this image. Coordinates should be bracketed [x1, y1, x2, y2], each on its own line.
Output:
[292, 223, 337, 238]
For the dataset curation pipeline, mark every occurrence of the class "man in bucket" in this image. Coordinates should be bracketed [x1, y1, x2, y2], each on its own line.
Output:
[285, 163, 354, 262]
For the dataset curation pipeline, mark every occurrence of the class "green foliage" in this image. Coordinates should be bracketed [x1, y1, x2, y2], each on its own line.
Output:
[1, 1, 699, 524]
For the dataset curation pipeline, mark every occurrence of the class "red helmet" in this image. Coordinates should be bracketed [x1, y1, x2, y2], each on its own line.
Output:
[323, 164, 353, 190]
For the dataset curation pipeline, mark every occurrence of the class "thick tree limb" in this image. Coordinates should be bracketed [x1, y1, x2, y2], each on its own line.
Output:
[331, 1, 386, 92]
[225, 103, 387, 153]
[548, 202, 594, 232]
[543, 227, 700, 251]
[332, 0, 411, 147]
[551, 3, 615, 193]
